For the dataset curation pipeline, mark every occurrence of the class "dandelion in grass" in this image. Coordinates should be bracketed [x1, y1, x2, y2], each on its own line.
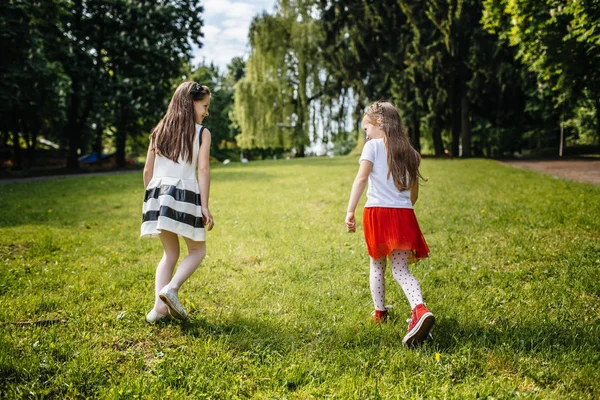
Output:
[435, 352, 441, 362]
[48, 209, 52, 213]
[481, 209, 485, 214]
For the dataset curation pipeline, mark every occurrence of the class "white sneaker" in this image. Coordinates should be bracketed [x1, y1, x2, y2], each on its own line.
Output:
[159, 286, 189, 320]
[146, 309, 169, 323]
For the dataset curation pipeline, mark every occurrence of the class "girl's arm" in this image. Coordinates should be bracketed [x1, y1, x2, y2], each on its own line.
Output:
[143, 141, 156, 188]
[345, 160, 373, 232]
[410, 179, 419, 205]
[198, 128, 214, 231]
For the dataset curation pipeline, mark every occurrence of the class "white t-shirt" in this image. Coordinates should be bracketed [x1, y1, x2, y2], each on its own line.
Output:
[359, 138, 413, 209]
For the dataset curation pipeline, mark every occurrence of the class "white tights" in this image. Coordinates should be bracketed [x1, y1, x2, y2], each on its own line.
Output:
[370, 250, 423, 311]
[153, 231, 206, 313]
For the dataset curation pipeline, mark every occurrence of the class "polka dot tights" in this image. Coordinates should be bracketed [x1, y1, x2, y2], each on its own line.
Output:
[369, 250, 423, 310]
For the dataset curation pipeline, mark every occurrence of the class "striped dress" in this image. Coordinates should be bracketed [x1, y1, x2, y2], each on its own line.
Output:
[140, 124, 205, 241]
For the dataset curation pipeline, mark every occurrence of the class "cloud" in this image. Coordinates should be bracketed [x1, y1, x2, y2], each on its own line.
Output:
[202, 24, 222, 37]
[222, 19, 242, 28]
[222, 27, 249, 42]
[192, 0, 276, 72]
[203, 0, 256, 19]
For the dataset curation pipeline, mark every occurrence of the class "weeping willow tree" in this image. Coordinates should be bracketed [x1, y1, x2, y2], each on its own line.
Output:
[233, 0, 325, 156]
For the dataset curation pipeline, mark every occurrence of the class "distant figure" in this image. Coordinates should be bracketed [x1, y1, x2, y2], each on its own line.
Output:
[141, 81, 215, 323]
[345, 101, 434, 346]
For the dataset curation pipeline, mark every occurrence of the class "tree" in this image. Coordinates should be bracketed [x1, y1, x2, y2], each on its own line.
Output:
[189, 62, 239, 160]
[40, 0, 205, 169]
[483, 0, 600, 147]
[318, 1, 412, 151]
[233, 1, 325, 156]
[107, 0, 204, 167]
[0, 0, 67, 169]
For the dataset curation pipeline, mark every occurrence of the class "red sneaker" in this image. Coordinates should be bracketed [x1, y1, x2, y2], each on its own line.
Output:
[402, 304, 435, 346]
[371, 309, 389, 325]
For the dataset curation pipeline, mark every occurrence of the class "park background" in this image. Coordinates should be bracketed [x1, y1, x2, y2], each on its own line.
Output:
[1, 0, 599, 172]
[1, 0, 599, 398]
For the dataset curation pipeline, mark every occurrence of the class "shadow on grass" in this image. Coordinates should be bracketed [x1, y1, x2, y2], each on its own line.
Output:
[431, 316, 600, 355]
[169, 310, 600, 362]
[177, 314, 300, 355]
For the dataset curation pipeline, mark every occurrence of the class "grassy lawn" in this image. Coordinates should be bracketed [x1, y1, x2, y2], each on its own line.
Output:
[1, 157, 599, 399]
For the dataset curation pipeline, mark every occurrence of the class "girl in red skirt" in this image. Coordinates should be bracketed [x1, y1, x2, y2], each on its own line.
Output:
[345, 101, 434, 346]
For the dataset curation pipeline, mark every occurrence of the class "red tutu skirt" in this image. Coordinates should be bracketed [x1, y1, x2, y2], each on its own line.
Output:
[363, 207, 430, 263]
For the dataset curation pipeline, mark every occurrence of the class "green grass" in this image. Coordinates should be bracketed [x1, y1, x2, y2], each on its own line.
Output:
[0, 157, 599, 399]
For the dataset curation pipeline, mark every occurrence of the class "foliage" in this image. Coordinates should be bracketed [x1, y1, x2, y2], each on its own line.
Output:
[1, 158, 599, 397]
[189, 62, 241, 161]
[2, 0, 599, 169]
[232, 0, 599, 157]
[233, 1, 328, 156]
[1, 0, 204, 170]
[62, 0, 205, 168]
[482, 0, 600, 144]
[0, 1, 68, 168]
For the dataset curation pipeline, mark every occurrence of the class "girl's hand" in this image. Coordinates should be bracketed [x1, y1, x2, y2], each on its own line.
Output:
[202, 207, 214, 231]
[345, 212, 356, 233]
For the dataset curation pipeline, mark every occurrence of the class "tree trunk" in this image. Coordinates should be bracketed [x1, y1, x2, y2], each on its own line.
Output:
[559, 111, 564, 157]
[30, 124, 37, 165]
[451, 85, 460, 157]
[296, 142, 305, 157]
[410, 115, 421, 153]
[65, 78, 96, 170]
[432, 114, 444, 157]
[116, 123, 126, 167]
[352, 101, 365, 155]
[291, 56, 309, 157]
[20, 119, 34, 167]
[11, 130, 22, 170]
[596, 96, 600, 144]
[66, 0, 83, 170]
[460, 87, 471, 157]
[65, 92, 82, 170]
[95, 119, 103, 164]
[27, 119, 39, 166]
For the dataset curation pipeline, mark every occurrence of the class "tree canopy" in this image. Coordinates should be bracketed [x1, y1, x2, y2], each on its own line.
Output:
[2, 0, 598, 170]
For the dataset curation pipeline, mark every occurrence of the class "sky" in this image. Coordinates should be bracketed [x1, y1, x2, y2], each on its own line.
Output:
[192, 0, 278, 73]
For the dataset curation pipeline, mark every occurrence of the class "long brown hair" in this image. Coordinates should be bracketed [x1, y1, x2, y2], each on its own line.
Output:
[364, 101, 423, 191]
[150, 81, 210, 163]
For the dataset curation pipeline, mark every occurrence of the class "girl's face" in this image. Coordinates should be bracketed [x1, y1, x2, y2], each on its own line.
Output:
[362, 115, 384, 140]
[194, 95, 211, 123]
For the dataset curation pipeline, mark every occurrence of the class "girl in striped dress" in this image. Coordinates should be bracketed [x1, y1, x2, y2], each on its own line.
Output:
[141, 81, 214, 322]
[345, 101, 434, 346]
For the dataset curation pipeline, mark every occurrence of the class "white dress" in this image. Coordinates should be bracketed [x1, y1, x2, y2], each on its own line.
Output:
[140, 124, 205, 241]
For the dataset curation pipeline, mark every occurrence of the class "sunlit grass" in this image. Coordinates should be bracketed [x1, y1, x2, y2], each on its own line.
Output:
[1, 157, 599, 398]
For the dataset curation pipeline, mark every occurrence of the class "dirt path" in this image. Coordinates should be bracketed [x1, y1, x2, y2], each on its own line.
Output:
[501, 159, 600, 186]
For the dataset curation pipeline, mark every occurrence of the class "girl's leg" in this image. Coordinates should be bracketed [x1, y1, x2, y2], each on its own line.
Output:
[370, 256, 387, 311]
[167, 237, 206, 291]
[154, 231, 180, 314]
[390, 250, 423, 309]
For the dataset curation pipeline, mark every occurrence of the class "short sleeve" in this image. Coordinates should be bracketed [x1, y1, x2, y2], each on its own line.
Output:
[359, 139, 376, 164]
